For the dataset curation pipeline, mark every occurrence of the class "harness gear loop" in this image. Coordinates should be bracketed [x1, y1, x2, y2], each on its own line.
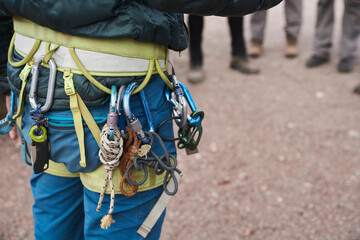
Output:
[7, 33, 41, 68]
[155, 59, 174, 91]
[68, 47, 111, 94]
[97, 124, 123, 229]
[131, 59, 154, 95]
[43, 43, 60, 64]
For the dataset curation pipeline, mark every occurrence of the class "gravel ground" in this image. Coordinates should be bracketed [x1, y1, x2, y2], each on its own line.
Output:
[1, 1, 360, 240]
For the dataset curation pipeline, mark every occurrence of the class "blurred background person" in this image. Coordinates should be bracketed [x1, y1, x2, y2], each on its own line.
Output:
[306, 0, 360, 73]
[0, 17, 12, 118]
[187, 15, 259, 84]
[248, 0, 303, 58]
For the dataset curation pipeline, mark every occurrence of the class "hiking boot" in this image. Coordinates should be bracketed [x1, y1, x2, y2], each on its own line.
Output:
[248, 41, 262, 58]
[306, 55, 330, 68]
[338, 57, 354, 73]
[230, 56, 260, 74]
[354, 85, 360, 95]
[187, 66, 204, 84]
[285, 34, 299, 58]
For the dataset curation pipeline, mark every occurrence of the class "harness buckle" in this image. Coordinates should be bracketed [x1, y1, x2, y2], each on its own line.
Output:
[63, 72, 76, 96]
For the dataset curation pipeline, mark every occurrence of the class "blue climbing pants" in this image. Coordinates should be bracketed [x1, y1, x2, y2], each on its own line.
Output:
[31, 172, 165, 240]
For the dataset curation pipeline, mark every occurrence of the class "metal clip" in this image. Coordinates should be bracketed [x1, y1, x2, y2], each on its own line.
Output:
[29, 55, 57, 113]
[165, 75, 188, 128]
[107, 85, 118, 141]
[178, 82, 203, 126]
[116, 85, 127, 138]
[123, 82, 147, 142]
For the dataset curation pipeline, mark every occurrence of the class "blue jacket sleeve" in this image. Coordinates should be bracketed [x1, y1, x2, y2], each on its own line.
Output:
[144, 0, 283, 16]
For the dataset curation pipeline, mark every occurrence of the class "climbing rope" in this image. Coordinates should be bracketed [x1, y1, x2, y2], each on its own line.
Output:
[96, 124, 123, 229]
[118, 127, 142, 196]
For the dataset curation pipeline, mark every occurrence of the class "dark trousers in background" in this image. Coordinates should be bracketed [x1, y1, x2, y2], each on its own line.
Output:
[188, 15, 246, 67]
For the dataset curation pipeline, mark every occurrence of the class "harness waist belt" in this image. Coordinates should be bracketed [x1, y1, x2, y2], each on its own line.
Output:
[14, 33, 167, 73]
[13, 16, 167, 60]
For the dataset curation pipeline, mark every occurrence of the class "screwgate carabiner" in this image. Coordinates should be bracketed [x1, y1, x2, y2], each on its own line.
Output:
[123, 82, 148, 142]
[116, 85, 127, 138]
[29, 56, 57, 113]
[165, 75, 188, 128]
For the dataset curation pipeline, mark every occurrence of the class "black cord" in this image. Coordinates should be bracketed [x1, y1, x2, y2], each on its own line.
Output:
[156, 116, 181, 142]
[125, 131, 181, 195]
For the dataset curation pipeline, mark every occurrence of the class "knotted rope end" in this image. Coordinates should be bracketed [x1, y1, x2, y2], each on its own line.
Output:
[100, 214, 115, 229]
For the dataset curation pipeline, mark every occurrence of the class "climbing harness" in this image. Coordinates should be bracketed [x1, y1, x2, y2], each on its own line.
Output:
[28, 55, 57, 174]
[6, 16, 205, 236]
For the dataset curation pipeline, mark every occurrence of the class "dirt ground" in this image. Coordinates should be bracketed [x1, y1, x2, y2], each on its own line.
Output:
[1, 1, 360, 240]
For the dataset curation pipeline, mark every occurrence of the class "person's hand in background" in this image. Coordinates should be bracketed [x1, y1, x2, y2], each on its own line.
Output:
[5, 95, 21, 147]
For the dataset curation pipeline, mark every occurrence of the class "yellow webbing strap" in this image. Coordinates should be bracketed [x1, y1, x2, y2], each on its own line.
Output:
[80, 164, 164, 194]
[12, 60, 34, 119]
[64, 70, 102, 168]
[69, 48, 111, 94]
[13, 16, 167, 60]
[155, 59, 174, 90]
[132, 59, 154, 95]
[43, 43, 60, 64]
[8, 33, 40, 67]
[75, 93, 101, 147]
[45, 160, 80, 178]
[64, 71, 87, 168]
[16, 116, 22, 131]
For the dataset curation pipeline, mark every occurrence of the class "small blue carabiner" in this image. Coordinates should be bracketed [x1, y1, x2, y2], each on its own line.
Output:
[178, 82, 202, 126]
[139, 90, 155, 132]
[107, 85, 118, 141]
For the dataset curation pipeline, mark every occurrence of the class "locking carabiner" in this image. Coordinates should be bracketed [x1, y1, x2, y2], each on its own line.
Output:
[123, 82, 148, 142]
[0, 92, 17, 134]
[116, 85, 127, 138]
[29, 56, 57, 113]
[165, 75, 188, 128]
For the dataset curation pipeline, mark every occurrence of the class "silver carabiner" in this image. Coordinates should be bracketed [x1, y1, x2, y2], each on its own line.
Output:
[123, 82, 147, 142]
[29, 56, 57, 113]
[167, 75, 187, 128]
